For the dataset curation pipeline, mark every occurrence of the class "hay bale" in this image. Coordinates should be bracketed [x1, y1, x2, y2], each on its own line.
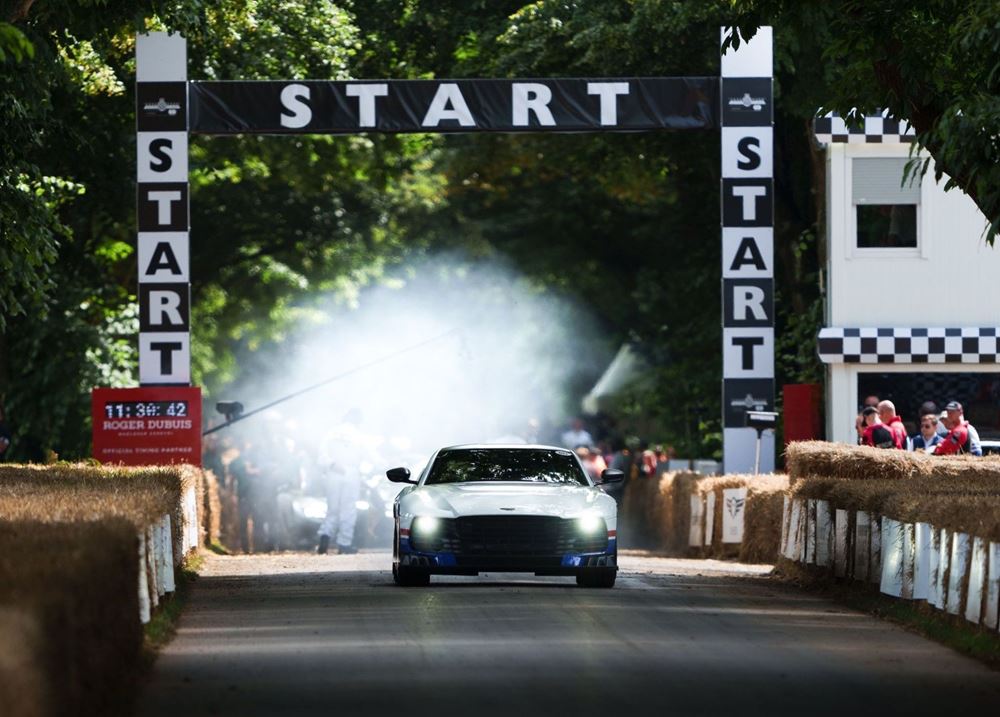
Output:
[739, 475, 791, 563]
[786, 441, 930, 482]
[202, 469, 223, 547]
[0, 462, 204, 561]
[0, 520, 141, 716]
[0, 607, 49, 717]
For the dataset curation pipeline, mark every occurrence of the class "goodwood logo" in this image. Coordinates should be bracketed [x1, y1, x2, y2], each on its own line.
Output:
[731, 393, 768, 410]
[727, 92, 767, 112]
[725, 496, 745, 518]
[143, 97, 182, 116]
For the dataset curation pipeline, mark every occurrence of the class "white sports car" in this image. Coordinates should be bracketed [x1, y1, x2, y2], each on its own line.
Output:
[386, 444, 623, 588]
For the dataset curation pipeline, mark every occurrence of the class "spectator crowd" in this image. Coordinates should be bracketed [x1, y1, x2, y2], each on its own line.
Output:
[855, 396, 985, 456]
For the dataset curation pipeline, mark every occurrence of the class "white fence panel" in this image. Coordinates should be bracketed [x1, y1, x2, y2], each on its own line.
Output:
[946, 532, 971, 616]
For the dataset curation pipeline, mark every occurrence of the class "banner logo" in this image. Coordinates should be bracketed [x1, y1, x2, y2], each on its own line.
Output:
[143, 97, 182, 116]
[727, 92, 767, 112]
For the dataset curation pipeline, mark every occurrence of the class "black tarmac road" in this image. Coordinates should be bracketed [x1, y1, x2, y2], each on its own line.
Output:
[137, 553, 1000, 716]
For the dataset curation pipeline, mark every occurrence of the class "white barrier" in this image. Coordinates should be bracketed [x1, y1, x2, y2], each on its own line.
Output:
[805, 499, 817, 564]
[815, 500, 832, 567]
[946, 532, 970, 616]
[780, 496, 790, 558]
[722, 487, 746, 544]
[854, 512, 870, 582]
[913, 522, 932, 601]
[182, 486, 199, 552]
[704, 491, 716, 546]
[136, 512, 182, 625]
[689, 495, 704, 548]
[987, 542, 1000, 631]
[145, 524, 159, 609]
[928, 527, 942, 608]
[880, 517, 904, 598]
[138, 532, 151, 625]
[966, 537, 988, 624]
[869, 513, 882, 585]
[834, 509, 849, 578]
[901, 522, 915, 600]
[781, 501, 999, 631]
[160, 514, 176, 593]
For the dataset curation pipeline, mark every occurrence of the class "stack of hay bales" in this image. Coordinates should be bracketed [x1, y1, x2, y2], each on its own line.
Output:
[782, 441, 1000, 632]
[619, 470, 789, 561]
[0, 463, 206, 716]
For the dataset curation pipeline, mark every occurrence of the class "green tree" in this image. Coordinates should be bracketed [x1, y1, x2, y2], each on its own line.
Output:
[731, 0, 1000, 242]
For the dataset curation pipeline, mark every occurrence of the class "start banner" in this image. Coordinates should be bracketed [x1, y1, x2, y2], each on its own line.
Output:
[92, 386, 202, 466]
[188, 77, 718, 135]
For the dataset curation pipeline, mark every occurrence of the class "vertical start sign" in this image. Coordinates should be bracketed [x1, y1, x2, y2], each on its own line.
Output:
[92, 387, 201, 466]
[136, 33, 191, 385]
[720, 28, 775, 473]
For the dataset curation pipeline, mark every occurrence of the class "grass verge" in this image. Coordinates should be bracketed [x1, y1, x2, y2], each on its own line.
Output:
[775, 561, 1000, 669]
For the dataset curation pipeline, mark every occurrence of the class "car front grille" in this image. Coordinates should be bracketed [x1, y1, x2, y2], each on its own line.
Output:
[411, 515, 608, 556]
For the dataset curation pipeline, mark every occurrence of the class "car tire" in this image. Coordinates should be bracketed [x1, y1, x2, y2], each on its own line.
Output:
[576, 568, 616, 588]
[393, 563, 431, 587]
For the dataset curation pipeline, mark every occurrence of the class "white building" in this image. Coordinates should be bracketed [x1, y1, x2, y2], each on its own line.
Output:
[814, 112, 1000, 444]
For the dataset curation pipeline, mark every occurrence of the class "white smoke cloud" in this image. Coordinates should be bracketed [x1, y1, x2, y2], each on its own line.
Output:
[216, 253, 612, 466]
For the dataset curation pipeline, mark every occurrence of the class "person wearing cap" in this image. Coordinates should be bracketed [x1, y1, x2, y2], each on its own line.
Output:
[860, 407, 896, 449]
[934, 401, 982, 456]
[855, 394, 880, 441]
[876, 400, 907, 449]
[911, 414, 943, 453]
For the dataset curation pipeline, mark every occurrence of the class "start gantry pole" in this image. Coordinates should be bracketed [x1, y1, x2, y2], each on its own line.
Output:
[720, 27, 776, 473]
[135, 33, 191, 386]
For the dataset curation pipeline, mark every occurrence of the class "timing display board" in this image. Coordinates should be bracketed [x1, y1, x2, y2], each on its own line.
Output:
[92, 386, 201, 466]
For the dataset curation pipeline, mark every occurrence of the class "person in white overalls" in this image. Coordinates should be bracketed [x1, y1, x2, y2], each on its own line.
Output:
[317, 408, 366, 554]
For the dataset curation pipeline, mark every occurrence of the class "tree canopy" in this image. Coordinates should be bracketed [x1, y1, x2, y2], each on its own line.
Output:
[1, 0, 995, 461]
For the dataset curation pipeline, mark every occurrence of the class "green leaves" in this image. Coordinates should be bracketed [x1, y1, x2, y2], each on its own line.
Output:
[0, 21, 34, 62]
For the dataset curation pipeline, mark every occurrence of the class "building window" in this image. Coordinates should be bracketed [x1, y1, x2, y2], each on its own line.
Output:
[852, 157, 921, 250]
[856, 204, 917, 248]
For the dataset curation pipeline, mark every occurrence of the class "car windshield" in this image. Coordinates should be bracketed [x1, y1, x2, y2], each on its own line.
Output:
[425, 448, 589, 486]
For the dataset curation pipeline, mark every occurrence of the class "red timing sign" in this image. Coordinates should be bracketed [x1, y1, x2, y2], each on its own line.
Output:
[91, 386, 202, 466]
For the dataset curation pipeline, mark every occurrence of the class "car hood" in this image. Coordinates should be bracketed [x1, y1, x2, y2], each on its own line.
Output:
[398, 482, 614, 520]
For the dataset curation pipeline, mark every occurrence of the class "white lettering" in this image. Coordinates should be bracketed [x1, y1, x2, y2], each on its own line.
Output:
[511, 83, 555, 126]
[346, 84, 388, 128]
[146, 191, 182, 225]
[280, 83, 312, 129]
[734, 286, 767, 321]
[586, 82, 629, 125]
[731, 185, 767, 221]
[422, 83, 475, 127]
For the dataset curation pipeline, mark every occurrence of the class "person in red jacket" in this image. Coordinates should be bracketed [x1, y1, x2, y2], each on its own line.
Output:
[876, 400, 907, 449]
[861, 407, 896, 449]
[934, 411, 972, 455]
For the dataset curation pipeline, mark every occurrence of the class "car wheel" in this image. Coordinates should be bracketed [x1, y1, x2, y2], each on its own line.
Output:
[393, 564, 431, 587]
[576, 568, 616, 588]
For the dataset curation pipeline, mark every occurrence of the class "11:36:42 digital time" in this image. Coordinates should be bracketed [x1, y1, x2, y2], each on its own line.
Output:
[103, 401, 188, 418]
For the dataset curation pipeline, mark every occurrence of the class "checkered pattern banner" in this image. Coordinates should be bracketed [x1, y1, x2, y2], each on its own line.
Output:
[814, 109, 915, 145]
[818, 328, 1000, 364]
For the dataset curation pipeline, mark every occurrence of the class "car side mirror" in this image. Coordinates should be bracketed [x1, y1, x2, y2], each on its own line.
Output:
[386, 467, 416, 484]
[600, 469, 624, 484]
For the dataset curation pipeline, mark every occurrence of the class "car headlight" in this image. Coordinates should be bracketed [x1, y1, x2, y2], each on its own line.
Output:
[412, 516, 441, 536]
[576, 515, 605, 534]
